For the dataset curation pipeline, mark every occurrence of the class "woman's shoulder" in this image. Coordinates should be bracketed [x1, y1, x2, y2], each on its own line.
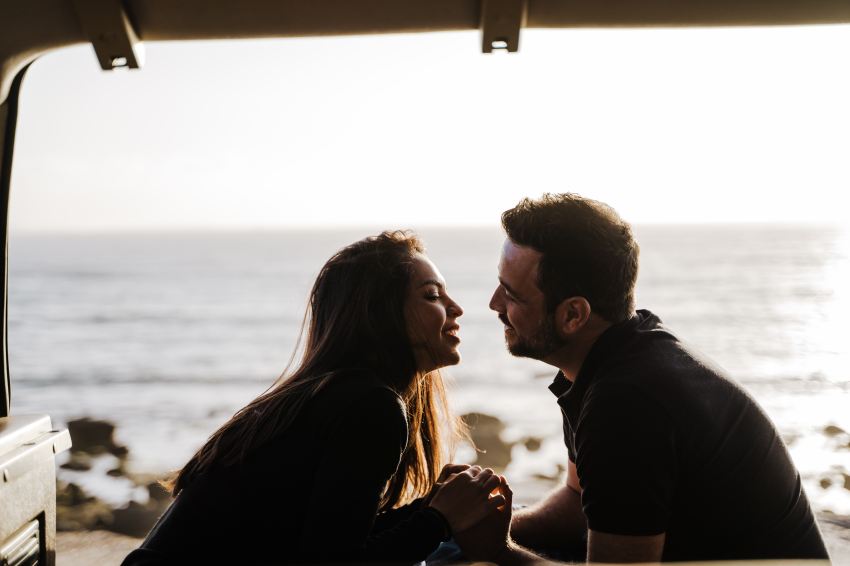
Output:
[313, 368, 407, 421]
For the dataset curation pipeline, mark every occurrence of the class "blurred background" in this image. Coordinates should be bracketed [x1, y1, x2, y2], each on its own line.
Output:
[7, 26, 850, 558]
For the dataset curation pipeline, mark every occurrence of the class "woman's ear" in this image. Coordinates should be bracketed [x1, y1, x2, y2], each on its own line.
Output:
[553, 296, 592, 336]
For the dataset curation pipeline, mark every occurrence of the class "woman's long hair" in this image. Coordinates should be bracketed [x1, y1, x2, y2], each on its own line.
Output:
[163, 230, 464, 510]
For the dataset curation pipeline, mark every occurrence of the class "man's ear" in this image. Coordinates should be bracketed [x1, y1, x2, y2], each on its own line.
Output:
[554, 296, 592, 336]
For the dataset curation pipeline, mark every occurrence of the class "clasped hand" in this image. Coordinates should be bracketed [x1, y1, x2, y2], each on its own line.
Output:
[425, 463, 513, 559]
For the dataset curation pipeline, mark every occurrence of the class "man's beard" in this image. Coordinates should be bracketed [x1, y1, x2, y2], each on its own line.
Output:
[504, 312, 565, 360]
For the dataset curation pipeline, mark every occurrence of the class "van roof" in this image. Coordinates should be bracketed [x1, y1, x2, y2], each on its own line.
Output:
[3, 0, 850, 102]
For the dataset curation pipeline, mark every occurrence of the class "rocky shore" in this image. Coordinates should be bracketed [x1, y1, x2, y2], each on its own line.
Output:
[56, 418, 172, 538]
[54, 415, 850, 565]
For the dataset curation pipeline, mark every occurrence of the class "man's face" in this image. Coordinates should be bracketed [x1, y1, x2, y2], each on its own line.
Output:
[489, 239, 565, 360]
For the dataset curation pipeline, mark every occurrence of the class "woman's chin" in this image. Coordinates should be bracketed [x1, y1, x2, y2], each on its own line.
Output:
[418, 351, 461, 373]
[440, 350, 462, 369]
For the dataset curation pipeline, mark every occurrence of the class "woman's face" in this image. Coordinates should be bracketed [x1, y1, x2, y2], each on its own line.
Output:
[404, 254, 464, 373]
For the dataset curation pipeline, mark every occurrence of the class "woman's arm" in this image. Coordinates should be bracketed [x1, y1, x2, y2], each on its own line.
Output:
[298, 387, 447, 563]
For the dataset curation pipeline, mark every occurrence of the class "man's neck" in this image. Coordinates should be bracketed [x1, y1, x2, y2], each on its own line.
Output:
[548, 317, 612, 383]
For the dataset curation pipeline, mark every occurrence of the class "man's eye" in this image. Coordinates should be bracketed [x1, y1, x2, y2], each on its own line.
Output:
[427, 294, 441, 301]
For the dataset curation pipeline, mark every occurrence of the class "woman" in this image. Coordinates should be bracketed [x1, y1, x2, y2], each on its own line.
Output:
[122, 231, 507, 565]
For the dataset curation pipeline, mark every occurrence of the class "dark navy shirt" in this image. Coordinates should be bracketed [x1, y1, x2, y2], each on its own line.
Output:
[549, 310, 829, 561]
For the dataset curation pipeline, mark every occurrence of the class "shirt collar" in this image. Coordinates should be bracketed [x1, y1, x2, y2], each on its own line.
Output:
[548, 310, 656, 414]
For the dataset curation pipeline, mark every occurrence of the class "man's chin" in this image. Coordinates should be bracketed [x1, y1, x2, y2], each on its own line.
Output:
[505, 339, 539, 360]
[505, 335, 560, 361]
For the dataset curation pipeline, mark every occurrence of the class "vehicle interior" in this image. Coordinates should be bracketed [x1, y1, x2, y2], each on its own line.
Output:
[3, 1, 850, 564]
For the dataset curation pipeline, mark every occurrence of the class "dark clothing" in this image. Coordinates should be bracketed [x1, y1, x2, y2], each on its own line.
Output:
[123, 370, 448, 565]
[548, 310, 829, 562]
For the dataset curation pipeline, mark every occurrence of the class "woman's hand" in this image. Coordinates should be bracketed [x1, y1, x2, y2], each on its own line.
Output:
[426, 466, 506, 533]
[423, 463, 471, 507]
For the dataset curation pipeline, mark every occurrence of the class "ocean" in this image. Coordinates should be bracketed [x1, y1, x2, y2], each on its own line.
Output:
[7, 226, 850, 513]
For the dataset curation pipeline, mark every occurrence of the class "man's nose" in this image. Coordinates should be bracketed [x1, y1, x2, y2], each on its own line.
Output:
[488, 286, 503, 312]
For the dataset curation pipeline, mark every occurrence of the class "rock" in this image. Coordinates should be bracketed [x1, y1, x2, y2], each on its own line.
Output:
[67, 418, 129, 458]
[461, 412, 513, 471]
[61, 453, 93, 472]
[523, 437, 542, 452]
[56, 501, 113, 532]
[55, 483, 113, 531]
[821, 478, 833, 489]
[844, 473, 850, 491]
[110, 500, 167, 538]
[106, 467, 125, 477]
[147, 481, 171, 502]
[109, 445, 130, 459]
[56, 482, 95, 507]
[824, 425, 847, 437]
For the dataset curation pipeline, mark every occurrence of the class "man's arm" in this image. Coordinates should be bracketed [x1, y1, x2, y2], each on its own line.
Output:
[510, 458, 587, 553]
[587, 530, 665, 563]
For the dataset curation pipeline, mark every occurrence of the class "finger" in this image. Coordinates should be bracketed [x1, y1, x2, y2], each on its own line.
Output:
[449, 468, 477, 483]
[439, 463, 470, 481]
[487, 494, 507, 509]
[501, 477, 513, 505]
[481, 474, 501, 494]
[473, 468, 495, 485]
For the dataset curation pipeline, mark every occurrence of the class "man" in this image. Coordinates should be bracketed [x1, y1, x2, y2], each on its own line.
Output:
[458, 194, 829, 563]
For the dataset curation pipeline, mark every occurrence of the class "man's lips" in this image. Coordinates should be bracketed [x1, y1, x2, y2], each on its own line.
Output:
[498, 314, 513, 329]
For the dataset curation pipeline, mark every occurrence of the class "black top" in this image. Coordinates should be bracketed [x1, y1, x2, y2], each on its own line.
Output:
[123, 370, 448, 565]
[549, 310, 829, 562]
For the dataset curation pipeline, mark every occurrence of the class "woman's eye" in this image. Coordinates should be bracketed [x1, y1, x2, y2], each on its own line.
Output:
[427, 294, 441, 301]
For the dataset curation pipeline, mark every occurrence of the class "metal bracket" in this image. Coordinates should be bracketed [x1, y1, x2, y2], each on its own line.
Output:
[72, 0, 144, 70]
[480, 0, 527, 53]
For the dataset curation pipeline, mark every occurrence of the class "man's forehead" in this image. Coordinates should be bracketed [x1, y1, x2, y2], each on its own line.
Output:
[500, 239, 541, 269]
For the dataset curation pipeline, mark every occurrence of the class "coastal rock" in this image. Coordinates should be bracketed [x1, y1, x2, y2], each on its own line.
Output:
[523, 437, 542, 452]
[844, 473, 850, 491]
[67, 417, 129, 458]
[56, 482, 113, 532]
[61, 453, 93, 472]
[57, 482, 95, 507]
[461, 412, 513, 471]
[111, 501, 167, 538]
[824, 425, 847, 437]
[821, 478, 833, 489]
[147, 481, 171, 502]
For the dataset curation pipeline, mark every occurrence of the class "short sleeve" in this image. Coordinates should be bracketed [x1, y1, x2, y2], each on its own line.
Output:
[574, 382, 677, 536]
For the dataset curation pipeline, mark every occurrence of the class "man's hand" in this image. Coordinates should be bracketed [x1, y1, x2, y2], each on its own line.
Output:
[453, 475, 514, 562]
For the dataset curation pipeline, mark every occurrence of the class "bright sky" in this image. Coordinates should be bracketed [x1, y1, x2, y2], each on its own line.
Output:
[10, 25, 850, 232]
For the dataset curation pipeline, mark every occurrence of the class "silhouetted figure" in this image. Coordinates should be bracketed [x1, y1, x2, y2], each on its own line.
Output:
[122, 231, 508, 565]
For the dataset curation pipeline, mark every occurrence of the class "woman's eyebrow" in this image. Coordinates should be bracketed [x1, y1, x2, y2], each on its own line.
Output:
[419, 279, 445, 289]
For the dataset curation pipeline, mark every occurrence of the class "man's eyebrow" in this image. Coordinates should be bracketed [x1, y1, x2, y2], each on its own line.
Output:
[499, 278, 522, 299]
[419, 279, 445, 289]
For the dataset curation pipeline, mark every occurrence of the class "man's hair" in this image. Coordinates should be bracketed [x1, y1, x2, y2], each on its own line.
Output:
[501, 193, 639, 323]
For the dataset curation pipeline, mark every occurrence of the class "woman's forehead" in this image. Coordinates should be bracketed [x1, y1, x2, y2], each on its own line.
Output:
[410, 254, 446, 287]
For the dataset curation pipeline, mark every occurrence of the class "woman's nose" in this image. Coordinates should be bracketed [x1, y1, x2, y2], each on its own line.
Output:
[448, 299, 463, 318]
